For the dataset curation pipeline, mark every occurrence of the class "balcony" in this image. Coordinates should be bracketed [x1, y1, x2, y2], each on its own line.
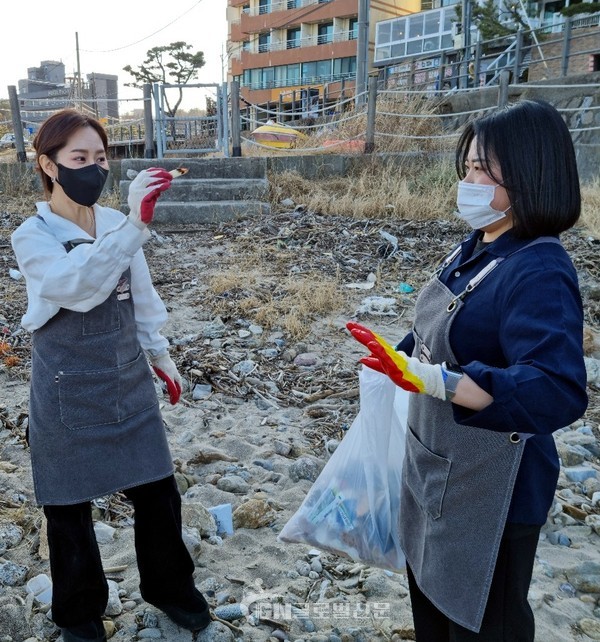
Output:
[246, 0, 332, 17]
[249, 29, 355, 54]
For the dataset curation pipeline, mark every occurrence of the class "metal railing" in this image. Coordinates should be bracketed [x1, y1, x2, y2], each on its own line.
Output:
[249, 29, 355, 54]
[381, 11, 599, 93]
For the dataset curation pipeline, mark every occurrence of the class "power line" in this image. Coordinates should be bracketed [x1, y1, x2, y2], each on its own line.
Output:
[81, 0, 204, 54]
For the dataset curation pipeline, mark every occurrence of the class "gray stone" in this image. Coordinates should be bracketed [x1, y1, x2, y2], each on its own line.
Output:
[289, 456, 324, 482]
[216, 475, 251, 494]
[195, 621, 235, 641]
[0, 523, 23, 555]
[293, 353, 318, 367]
[579, 618, 600, 639]
[181, 503, 218, 537]
[0, 561, 27, 586]
[105, 579, 123, 616]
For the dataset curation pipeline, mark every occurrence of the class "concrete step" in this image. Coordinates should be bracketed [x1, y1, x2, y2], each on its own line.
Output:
[120, 178, 268, 203]
[120, 157, 268, 180]
[149, 201, 271, 226]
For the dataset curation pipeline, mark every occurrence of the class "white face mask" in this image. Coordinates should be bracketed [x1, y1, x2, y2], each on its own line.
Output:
[456, 181, 509, 230]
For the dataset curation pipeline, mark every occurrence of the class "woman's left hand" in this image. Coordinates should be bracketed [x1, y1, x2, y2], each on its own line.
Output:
[346, 321, 446, 399]
[150, 353, 183, 404]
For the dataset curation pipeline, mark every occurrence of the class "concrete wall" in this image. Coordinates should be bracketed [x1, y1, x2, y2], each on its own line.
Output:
[436, 72, 600, 182]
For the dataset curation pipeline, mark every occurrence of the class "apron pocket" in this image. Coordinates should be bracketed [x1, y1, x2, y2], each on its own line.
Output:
[58, 352, 156, 430]
[82, 294, 120, 335]
[404, 426, 451, 520]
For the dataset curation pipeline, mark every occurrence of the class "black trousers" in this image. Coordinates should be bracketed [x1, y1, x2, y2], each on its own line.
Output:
[43, 475, 196, 628]
[407, 522, 542, 642]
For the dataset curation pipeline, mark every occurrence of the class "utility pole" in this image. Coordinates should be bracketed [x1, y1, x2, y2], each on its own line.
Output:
[75, 32, 83, 111]
[355, 0, 369, 106]
[460, 0, 472, 89]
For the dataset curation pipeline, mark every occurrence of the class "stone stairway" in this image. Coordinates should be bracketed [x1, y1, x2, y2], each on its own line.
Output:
[119, 157, 271, 225]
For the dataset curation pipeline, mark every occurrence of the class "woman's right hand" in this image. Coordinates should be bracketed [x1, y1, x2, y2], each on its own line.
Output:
[127, 168, 173, 228]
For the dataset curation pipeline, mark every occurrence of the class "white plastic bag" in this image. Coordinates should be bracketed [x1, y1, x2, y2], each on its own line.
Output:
[278, 366, 408, 572]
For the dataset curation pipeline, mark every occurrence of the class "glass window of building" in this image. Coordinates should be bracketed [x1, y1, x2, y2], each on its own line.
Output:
[258, 32, 271, 53]
[288, 63, 301, 81]
[375, 7, 456, 63]
[349, 18, 358, 40]
[316, 59, 331, 77]
[263, 67, 275, 87]
[259, 0, 270, 14]
[378, 21, 392, 43]
[287, 27, 301, 49]
[318, 22, 334, 45]
[408, 14, 424, 38]
[303, 61, 317, 80]
[391, 18, 406, 41]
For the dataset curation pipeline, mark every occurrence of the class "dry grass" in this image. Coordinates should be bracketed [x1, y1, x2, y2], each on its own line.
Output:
[207, 262, 344, 340]
[268, 157, 458, 220]
[582, 178, 600, 239]
[244, 94, 454, 157]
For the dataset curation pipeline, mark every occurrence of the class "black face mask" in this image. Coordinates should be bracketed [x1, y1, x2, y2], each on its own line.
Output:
[56, 163, 109, 207]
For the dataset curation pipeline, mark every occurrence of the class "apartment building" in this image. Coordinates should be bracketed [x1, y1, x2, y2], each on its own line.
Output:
[17, 61, 119, 130]
[227, 0, 420, 112]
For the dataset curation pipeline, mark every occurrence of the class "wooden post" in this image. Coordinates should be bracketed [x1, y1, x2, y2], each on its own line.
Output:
[513, 29, 523, 83]
[8, 86, 27, 163]
[498, 69, 510, 108]
[142, 84, 155, 158]
[561, 16, 572, 77]
[364, 75, 377, 154]
[231, 81, 242, 157]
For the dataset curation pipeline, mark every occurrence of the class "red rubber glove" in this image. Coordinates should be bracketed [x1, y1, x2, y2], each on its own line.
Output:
[150, 353, 182, 405]
[127, 168, 173, 227]
[346, 321, 446, 399]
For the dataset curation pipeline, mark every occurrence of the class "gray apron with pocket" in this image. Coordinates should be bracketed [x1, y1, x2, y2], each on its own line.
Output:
[28, 240, 174, 505]
[399, 237, 559, 632]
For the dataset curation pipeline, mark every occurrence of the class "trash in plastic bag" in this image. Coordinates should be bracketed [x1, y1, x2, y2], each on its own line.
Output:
[278, 366, 408, 573]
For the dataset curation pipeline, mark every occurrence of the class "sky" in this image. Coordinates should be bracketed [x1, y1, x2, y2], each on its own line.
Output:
[0, 0, 228, 114]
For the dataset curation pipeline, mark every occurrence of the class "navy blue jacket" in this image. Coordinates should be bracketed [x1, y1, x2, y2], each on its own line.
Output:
[397, 230, 588, 524]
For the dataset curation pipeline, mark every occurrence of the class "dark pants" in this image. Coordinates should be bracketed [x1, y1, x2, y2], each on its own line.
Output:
[44, 475, 196, 628]
[407, 522, 541, 642]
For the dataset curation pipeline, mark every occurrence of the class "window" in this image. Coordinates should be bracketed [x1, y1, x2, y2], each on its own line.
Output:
[316, 59, 331, 77]
[318, 22, 333, 45]
[378, 22, 391, 44]
[287, 0, 298, 7]
[303, 61, 317, 81]
[375, 7, 455, 62]
[333, 56, 356, 75]
[259, 0, 270, 14]
[263, 67, 275, 87]
[349, 18, 358, 40]
[250, 68, 262, 87]
[425, 11, 441, 35]
[287, 63, 301, 82]
[258, 33, 270, 53]
[391, 18, 405, 41]
[287, 27, 301, 49]
[408, 14, 424, 39]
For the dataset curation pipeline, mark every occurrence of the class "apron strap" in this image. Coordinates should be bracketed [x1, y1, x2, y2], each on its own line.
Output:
[446, 236, 561, 313]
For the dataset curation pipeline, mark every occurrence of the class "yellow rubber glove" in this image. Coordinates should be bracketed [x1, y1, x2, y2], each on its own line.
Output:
[346, 321, 446, 400]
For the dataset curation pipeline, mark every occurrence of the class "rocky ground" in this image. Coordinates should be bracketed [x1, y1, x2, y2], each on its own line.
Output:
[0, 199, 599, 642]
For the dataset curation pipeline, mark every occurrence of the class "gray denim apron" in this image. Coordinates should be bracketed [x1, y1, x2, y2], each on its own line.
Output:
[29, 239, 174, 505]
[399, 237, 559, 632]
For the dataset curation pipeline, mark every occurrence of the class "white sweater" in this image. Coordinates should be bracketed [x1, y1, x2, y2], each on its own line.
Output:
[11, 201, 169, 357]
